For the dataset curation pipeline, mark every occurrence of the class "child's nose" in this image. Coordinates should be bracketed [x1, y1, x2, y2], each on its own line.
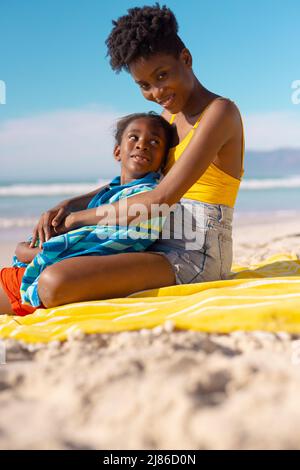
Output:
[136, 138, 149, 150]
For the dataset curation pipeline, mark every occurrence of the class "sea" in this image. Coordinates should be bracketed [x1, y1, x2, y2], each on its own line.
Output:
[0, 174, 299, 242]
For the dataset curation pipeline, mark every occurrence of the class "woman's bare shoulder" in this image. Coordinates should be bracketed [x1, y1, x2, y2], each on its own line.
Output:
[210, 97, 242, 122]
[203, 97, 242, 139]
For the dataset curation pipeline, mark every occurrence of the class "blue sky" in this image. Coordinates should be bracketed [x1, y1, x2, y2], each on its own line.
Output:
[0, 0, 300, 180]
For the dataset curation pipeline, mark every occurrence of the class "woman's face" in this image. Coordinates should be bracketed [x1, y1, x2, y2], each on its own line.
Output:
[129, 50, 194, 115]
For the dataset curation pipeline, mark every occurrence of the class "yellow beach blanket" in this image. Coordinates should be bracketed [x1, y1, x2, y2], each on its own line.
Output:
[1, 253, 300, 343]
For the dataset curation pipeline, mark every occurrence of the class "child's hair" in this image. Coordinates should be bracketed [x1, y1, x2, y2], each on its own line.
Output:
[106, 3, 186, 73]
[114, 112, 173, 151]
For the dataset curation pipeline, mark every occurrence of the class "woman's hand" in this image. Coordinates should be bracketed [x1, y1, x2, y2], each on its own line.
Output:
[30, 201, 71, 248]
[30, 184, 108, 248]
[50, 212, 76, 236]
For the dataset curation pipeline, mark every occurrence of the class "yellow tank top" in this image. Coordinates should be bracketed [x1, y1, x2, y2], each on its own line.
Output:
[162, 99, 245, 208]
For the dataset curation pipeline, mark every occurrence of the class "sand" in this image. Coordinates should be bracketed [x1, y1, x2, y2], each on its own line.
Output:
[0, 214, 300, 450]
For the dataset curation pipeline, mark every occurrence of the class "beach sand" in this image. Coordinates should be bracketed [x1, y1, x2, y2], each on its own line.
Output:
[0, 215, 300, 450]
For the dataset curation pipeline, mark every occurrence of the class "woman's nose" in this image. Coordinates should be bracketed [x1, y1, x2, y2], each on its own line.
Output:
[152, 87, 164, 101]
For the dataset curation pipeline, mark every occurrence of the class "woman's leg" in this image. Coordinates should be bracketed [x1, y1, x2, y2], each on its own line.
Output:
[0, 283, 14, 315]
[38, 252, 176, 308]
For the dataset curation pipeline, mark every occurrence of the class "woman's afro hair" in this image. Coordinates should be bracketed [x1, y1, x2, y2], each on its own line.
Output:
[106, 3, 186, 73]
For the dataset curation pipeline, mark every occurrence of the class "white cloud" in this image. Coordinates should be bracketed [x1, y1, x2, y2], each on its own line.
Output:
[0, 106, 121, 181]
[244, 110, 300, 150]
[1, 107, 300, 183]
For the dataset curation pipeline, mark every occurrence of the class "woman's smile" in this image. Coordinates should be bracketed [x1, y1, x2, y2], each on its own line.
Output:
[157, 93, 176, 110]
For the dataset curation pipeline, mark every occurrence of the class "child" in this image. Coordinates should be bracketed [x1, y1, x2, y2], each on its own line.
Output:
[0, 112, 173, 315]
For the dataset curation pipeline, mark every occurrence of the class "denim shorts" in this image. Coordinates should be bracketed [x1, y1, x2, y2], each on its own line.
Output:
[148, 198, 233, 285]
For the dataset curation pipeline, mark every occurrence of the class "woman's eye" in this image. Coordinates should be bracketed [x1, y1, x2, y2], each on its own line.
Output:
[140, 83, 150, 91]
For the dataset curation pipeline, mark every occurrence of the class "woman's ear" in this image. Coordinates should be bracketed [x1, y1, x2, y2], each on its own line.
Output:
[113, 144, 121, 162]
[180, 48, 192, 68]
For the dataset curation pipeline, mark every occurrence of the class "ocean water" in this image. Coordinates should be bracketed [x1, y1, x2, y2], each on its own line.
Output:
[0, 175, 299, 240]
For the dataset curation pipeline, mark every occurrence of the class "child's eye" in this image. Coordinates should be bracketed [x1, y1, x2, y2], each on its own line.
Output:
[128, 135, 138, 141]
[157, 72, 167, 81]
[150, 139, 160, 145]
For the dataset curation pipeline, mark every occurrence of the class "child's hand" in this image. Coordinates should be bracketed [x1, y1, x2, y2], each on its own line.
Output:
[15, 241, 42, 264]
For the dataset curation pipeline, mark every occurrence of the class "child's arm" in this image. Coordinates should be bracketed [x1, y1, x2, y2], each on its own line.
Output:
[15, 242, 42, 264]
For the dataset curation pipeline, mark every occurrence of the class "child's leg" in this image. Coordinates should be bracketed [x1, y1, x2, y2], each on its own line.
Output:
[0, 267, 36, 316]
[38, 252, 176, 308]
[0, 282, 14, 315]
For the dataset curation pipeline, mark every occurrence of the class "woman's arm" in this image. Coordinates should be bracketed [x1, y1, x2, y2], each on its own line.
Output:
[58, 100, 239, 231]
[15, 242, 42, 264]
[156, 99, 240, 204]
[30, 183, 109, 247]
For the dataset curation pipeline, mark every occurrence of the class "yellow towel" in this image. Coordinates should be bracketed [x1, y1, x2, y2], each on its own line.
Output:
[1, 253, 300, 343]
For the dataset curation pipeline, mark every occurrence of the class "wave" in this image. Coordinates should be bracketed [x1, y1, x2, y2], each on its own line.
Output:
[0, 217, 37, 229]
[1, 176, 300, 197]
[0, 181, 108, 197]
[241, 176, 300, 190]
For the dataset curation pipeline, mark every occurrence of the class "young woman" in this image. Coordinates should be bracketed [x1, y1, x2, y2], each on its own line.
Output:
[2, 4, 244, 310]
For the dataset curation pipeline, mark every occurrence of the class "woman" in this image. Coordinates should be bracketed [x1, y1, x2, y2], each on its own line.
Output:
[5, 4, 244, 310]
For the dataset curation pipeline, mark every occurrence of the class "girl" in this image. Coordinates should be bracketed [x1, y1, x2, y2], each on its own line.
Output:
[6, 4, 244, 310]
[0, 112, 173, 315]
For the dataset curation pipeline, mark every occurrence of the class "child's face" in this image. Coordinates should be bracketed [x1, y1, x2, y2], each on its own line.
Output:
[114, 118, 168, 183]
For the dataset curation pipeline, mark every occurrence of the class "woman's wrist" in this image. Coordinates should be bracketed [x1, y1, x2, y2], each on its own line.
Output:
[64, 208, 99, 230]
[64, 212, 78, 230]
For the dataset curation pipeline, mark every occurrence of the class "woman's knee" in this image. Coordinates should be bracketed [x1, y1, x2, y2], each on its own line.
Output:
[38, 266, 68, 308]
